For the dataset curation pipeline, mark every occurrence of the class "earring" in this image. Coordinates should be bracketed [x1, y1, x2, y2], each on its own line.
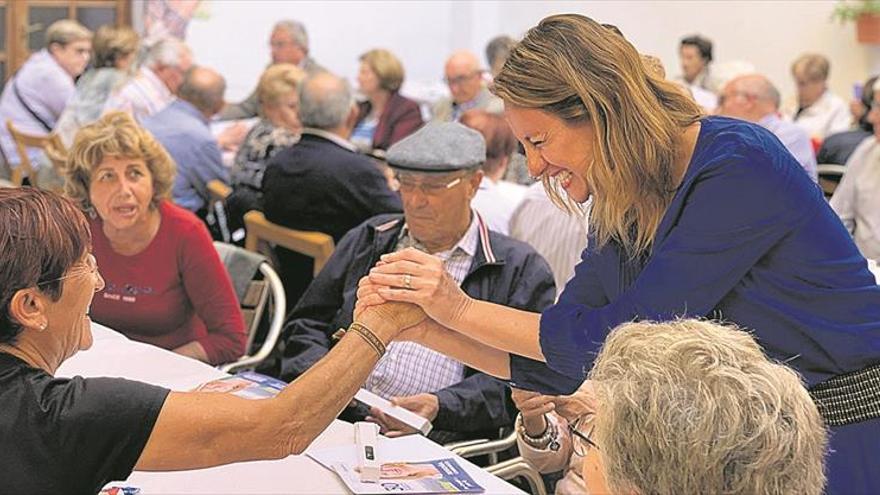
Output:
[39, 322, 47, 331]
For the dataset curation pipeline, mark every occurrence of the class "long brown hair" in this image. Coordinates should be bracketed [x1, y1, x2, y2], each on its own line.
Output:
[493, 14, 702, 255]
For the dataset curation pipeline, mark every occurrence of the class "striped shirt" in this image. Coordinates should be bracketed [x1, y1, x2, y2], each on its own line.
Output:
[104, 67, 174, 122]
[509, 183, 589, 297]
[364, 213, 484, 399]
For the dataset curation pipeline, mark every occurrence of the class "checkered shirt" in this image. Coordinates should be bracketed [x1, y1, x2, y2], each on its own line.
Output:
[363, 214, 481, 399]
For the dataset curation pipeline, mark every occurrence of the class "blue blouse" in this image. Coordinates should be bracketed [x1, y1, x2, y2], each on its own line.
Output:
[509, 116, 880, 395]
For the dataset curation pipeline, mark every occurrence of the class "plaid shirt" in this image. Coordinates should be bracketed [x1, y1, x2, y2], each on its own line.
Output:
[363, 214, 481, 399]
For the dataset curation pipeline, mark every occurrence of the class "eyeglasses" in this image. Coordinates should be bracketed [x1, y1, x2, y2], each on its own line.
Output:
[36, 254, 99, 286]
[444, 71, 481, 87]
[569, 415, 600, 457]
[717, 91, 753, 107]
[396, 174, 464, 195]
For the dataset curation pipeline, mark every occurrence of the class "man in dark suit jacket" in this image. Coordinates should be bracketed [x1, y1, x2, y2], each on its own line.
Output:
[263, 71, 402, 304]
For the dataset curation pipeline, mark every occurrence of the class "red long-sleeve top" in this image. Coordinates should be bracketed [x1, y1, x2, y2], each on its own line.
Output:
[90, 201, 246, 365]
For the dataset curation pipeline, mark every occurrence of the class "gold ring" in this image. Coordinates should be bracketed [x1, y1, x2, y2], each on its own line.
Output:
[403, 273, 412, 289]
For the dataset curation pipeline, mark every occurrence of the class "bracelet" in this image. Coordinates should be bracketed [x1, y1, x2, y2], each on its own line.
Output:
[335, 322, 386, 358]
[516, 413, 558, 450]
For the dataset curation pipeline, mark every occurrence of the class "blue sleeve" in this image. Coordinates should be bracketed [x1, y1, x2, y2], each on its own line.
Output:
[197, 139, 230, 185]
[509, 240, 607, 395]
[537, 149, 816, 382]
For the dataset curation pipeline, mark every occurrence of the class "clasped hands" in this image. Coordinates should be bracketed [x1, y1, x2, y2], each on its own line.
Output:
[353, 248, 471, 435]
[354, 247, 471, 345]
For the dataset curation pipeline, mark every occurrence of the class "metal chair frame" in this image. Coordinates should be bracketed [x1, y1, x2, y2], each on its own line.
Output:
[214, 242, 287, 374]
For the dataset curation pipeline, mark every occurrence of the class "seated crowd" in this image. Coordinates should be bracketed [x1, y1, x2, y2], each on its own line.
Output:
[0, 13, 877, 495]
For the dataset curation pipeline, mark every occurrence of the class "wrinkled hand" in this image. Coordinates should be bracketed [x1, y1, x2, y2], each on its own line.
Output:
[511, 388, 555, 436]
[366, 248, 472, 328]
[354, 274, 427, 340]
[217, 122, 248, 151]
[367, 393, 439, 437]
[550, 380, 597, 422]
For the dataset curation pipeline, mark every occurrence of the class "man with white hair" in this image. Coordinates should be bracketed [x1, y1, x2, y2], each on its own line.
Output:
[432, 50, 503, 122]
[718, 73, 817, 181]
[220, 20, 323, 120]
[104, 37, 192, 121]
[262, 71, 401, 303]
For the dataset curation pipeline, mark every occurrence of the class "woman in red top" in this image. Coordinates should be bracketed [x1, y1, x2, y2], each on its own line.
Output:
[64, 111, 246, 364]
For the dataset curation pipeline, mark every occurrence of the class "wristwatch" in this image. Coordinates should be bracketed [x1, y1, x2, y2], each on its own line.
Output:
[516, 413, 560, 451]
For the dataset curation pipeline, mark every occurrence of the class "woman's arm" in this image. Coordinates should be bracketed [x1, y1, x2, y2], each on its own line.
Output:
[364, 249, 545, 361]
[135, 304, 422, 470]
[401, 319, 513, 378]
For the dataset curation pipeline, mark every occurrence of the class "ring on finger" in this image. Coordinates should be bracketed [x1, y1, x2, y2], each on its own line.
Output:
[403, 273, 413, 290]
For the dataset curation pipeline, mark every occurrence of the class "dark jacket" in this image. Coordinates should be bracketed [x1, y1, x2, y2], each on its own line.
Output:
[263, 131, 402, 304]
[816, 129, 872, 166]
[355, 92, 424, 151]
[275, 213, 556, 440]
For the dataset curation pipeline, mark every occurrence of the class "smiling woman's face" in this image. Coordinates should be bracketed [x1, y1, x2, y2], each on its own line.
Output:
[505, 105, 595, 203]
[41, 252, 104, 365]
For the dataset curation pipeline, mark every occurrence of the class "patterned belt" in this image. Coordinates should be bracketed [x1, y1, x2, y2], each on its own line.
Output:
[809, 363, 880, 427]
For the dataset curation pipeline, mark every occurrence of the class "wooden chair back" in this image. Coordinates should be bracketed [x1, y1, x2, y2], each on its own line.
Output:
[243, 210, 335, 276]
[817, 163, 847, 199]
[6, 120, 67, 189]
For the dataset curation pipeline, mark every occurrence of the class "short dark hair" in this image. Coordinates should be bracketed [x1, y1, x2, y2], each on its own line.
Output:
[0, 188, 91, 344]
[680, 35, 713, 63]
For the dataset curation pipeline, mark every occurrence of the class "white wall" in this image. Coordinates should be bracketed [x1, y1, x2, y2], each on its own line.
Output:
[185, 0, 870, 106]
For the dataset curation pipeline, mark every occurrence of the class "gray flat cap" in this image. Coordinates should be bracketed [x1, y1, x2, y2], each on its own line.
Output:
[386, 122, 486, 173]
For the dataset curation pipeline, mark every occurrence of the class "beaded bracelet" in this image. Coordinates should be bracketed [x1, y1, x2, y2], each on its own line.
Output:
[516, 413, 559, 451]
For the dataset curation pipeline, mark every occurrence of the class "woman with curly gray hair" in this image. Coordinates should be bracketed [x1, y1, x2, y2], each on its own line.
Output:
[580, 319, 828, 494]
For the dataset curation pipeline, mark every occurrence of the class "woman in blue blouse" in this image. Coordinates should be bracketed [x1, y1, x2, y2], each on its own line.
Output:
[360, 14, 880, 493]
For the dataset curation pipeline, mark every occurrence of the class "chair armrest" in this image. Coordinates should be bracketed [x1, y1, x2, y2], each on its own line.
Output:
[485, 457, 548, 495]
[446, 431, 518, 458]
[219, 262, 286, 374]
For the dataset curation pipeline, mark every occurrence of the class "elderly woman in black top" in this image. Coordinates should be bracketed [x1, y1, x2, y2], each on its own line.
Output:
[0, 187, 422, 494]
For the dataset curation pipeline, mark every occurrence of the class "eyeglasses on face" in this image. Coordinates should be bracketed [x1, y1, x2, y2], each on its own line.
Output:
[569, 414, 601, 457]
[444, 71, 481, 86]
[36, 254, 99, 287]
[395, 173, 464, 195]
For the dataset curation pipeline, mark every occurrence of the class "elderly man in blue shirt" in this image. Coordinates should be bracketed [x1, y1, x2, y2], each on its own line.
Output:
[142, 66, 230, 219]
[717, 73, 818, 182]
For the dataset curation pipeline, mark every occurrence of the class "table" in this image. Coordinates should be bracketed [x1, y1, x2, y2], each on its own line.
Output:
[56, 324, 525, 495]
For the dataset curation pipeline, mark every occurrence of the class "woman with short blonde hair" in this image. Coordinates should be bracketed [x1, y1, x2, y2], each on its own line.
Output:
[64, 112, 246, 365]
[223, 63, 306, 242]
[91, 25, 139, 69]
[257, 63, 306, 110]
[352, 48, 423, 151]
[363, 13, 880, 492]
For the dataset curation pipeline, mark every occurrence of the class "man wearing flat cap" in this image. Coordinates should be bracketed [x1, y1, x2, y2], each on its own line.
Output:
[270, 122, 555, 443]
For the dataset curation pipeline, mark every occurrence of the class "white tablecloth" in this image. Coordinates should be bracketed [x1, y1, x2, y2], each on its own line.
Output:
[56, 324, 524, 495]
